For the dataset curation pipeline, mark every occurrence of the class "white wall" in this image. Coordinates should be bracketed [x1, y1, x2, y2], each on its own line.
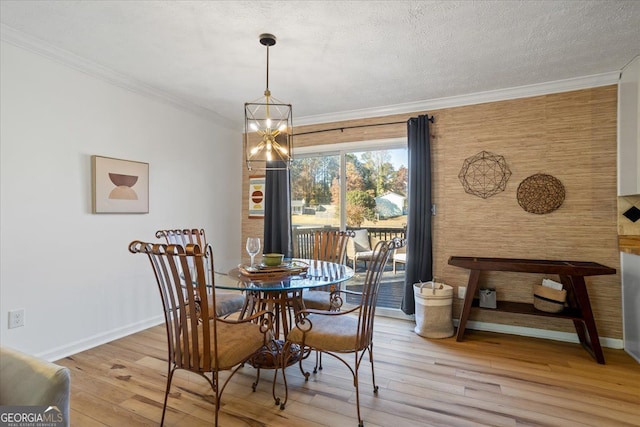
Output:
[0, 41, 242, 360]
[618, 55, 640, 196]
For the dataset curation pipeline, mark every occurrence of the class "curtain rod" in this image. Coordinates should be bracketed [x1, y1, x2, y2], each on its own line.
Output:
[293, 114, 434, 136]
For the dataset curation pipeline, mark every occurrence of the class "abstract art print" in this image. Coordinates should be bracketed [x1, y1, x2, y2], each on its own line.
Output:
[92, 155, 149, 213]
[248, 175, 265, 218]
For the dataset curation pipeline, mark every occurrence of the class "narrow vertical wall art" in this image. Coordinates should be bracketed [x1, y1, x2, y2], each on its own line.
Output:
[249, 175, 265, 218]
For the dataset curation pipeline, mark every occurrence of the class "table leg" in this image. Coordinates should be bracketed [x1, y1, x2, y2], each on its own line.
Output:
[456, 269, 481, 342]
[239, 290, 259, 320]
[559, 275, 588, 346]
[569, 275, 605, 364]
[243, 289, 309, 406]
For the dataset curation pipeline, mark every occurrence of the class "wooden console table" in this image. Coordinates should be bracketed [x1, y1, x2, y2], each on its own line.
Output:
[448, 256, 616, 364]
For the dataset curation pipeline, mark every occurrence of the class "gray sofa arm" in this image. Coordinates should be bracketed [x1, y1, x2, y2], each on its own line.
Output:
[0, 346, 70, 427]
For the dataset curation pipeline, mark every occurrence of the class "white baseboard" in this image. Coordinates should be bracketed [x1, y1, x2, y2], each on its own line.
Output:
[376, 310, 624, 349]
[39, 315, 164, 362]
[625, 349, 640, 363]
[455, 319, 624, 349]
[40, 311, 626, 362]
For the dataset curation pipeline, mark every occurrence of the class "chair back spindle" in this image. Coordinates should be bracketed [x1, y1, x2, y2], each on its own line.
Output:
[312, 230, 354, 264]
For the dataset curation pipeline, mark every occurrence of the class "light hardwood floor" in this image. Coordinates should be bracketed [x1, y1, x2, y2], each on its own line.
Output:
[56, 316, 639, 427]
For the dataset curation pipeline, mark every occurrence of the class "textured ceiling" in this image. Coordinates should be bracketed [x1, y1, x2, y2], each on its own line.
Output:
[1, 1, 639, 129]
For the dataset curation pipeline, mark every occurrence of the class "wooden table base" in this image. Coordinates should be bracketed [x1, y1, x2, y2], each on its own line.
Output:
[449, 256, 616, 364]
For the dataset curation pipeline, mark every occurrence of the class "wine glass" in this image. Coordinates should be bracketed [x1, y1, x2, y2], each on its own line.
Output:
[246, 237, 261, 267]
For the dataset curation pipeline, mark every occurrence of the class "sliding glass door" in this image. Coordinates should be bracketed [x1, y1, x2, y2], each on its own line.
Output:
[291, 142, 408, 312]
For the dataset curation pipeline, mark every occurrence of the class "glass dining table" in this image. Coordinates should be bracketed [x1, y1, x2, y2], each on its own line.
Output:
[221, 259, 354, 404]
[224, 259, 354, 336]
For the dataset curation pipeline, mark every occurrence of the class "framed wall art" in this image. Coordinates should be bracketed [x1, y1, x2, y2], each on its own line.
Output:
[248, 175, 265, 218]
[92, 155, 149, 214]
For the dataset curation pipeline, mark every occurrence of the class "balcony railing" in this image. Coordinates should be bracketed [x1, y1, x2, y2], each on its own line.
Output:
[292, 225, 406, 259]
[292, 225, 407, 310]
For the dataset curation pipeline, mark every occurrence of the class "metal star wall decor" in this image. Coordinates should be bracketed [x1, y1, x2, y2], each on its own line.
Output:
[458, 151, 512, 199]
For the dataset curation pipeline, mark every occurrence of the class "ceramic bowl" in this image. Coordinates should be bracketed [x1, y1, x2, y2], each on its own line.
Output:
[263, 253, 284, 266]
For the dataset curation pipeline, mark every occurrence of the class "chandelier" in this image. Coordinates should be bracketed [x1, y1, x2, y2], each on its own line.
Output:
[244, 33, 293, 171]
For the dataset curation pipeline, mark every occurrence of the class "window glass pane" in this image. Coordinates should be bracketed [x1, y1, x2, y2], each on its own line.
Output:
[290, 155, 340, 229]
[346, 148, 408, 228]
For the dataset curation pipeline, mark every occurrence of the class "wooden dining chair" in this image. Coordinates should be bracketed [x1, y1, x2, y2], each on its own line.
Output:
[156, 228, 245, 317]
[282, 238, 405, 426]
[129, 241, 272, 426]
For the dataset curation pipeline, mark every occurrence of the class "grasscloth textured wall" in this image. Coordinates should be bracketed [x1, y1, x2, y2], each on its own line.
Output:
[242, 85, 621, 339]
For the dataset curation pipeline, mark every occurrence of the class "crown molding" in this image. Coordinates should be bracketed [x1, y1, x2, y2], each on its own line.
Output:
[295, 71, 620, 126]
[2, 24, 621, 131]
[1, 24, 235, 130]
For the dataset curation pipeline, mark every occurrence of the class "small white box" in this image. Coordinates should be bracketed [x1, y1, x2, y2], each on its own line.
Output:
[542, 278, 563, 290]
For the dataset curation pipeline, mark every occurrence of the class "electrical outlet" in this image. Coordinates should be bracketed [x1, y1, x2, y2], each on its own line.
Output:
[8, 309, 25, 329]
[458, 286, 467, 299]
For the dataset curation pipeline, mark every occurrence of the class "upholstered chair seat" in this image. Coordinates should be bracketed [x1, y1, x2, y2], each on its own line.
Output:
[287, 313, 358, 352]
[184, 319, 269, 370]
[207, 292, 245, 318]
[301, 289, 333, 310]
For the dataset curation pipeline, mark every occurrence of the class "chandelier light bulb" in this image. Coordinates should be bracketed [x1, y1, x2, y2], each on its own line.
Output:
[250, 122, 259, 131]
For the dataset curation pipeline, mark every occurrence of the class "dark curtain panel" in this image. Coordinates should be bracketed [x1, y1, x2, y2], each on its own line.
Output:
[263, 161, 293, 258]
[401, 115, 433, 314]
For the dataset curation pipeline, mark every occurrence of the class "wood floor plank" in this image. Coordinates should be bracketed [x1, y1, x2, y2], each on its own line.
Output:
[67, 409, 108, 427]
[385, 381, 517, 427]
[57, 315, 640, 426]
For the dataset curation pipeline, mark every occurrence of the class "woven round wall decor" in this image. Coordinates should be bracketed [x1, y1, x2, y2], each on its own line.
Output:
[517, 173, 565, 214]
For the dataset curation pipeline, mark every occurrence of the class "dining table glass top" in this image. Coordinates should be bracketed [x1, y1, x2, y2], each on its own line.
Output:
[221, 259, 354, 291]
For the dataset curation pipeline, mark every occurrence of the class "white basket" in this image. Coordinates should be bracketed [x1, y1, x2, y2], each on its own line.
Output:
[413, 281, 454, 338]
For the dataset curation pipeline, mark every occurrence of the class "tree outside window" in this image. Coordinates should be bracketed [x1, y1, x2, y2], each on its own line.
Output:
[291, 148, 407, 229]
